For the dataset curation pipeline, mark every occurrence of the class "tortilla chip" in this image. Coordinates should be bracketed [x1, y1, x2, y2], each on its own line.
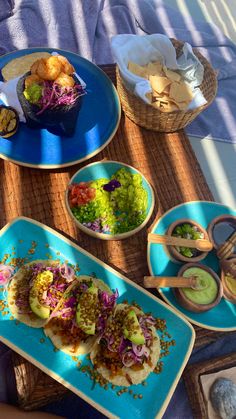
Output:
[163, 85, 171, 95]
[149, 75, 171, 94]
[152, 90, 165, 99]
[164, 68, 182, 82]
[169, 81, 193, 102]
[127, 59, 193, 113]
[146, 61, 164, 76]
[1, 52, 51, 81]
[151, 100, 161, 109]
[128, 61, 147, 78]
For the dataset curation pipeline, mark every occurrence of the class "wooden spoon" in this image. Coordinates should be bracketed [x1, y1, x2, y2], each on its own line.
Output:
[148, 233, 213, 252]
[217, 231, 236, 260]
[143, 275, 206, 290]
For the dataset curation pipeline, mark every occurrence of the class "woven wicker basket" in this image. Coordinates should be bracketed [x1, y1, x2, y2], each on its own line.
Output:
[116, 39, 218, 132]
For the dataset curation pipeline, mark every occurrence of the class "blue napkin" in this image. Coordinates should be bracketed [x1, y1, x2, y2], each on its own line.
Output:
[0, 1, 14, 23]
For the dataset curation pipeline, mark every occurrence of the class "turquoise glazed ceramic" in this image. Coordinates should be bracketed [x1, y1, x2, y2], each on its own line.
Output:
[0, 217, 194, 419]
[148, 201, 236, 331]
[66, 160, 155, 240]
[0, 48, 120, 168]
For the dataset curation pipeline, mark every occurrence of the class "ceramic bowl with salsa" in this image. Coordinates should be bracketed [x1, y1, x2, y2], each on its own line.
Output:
[65, 160, 155, 240]
[166, 219, 210, 264]
[174, 263, 223, 313]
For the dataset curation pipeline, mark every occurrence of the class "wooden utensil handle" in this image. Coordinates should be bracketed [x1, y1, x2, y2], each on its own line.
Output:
[144, 276, 194, 288]
[228, 231, 236, 244]
[217, 231, 236, 259]
[148, 233, 213, 251]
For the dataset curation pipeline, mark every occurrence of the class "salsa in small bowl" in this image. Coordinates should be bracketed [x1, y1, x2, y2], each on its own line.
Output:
[65, 160, 155, 240]
[175, 263, 223, 313]
[166, 218, 210, 263]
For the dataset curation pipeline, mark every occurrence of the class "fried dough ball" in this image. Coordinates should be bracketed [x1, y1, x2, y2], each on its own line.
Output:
[57, 55, 75, 75]
[30, 59, 41, 74]
[37, 57, 62, 81]
[54, 72, 75, 88]
[25, 74, 43, 88]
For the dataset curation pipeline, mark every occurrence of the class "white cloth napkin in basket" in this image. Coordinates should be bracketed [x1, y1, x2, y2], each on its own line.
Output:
[111, 34, 207, 110]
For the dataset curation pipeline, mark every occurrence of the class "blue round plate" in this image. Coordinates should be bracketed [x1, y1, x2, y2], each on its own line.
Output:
[147, 201, 236, 331]
[66, 160, 155, 240]
[0, 48, 121, 168]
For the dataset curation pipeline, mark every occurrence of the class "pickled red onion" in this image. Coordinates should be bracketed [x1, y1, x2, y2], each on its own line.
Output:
[0, 264, 14, 285]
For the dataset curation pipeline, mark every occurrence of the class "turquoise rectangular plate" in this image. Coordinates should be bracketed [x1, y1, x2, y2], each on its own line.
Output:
[0, 217, 195, 418]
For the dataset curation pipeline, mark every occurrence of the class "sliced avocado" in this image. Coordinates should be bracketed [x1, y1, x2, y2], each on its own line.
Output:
[76, 284, 98, 335]
[29, 270, 53, 319]
[29, 298, 51, 319]
[123, 309, 145, 345]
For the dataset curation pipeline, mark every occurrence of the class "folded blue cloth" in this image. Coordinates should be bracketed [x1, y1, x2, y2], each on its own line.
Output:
[0, 0, 14, 22]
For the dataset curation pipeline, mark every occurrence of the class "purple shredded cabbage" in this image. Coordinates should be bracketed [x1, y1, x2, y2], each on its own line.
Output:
[96, 289, 119, 335]
[101, 309, 154, 368]
[65, 296, 77, 308]
[99, 288, 119, 310]
[59, 263, 75, 283]
[139, 315, 156, 326]
[97, 315, 106, 335]
[83, 218, 111, 234]
[79, 282, 89, 292]
[36, 82, 85, 115]
[0, 264, 14, 286]
[119, 337, 130, 353]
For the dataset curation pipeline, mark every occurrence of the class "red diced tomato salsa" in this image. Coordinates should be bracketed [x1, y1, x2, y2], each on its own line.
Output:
[68, 182, 96, 207]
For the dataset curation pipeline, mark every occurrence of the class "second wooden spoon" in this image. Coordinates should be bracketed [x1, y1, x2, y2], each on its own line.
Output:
[148, 233, 213, 252]
[143, 276, 206, 290]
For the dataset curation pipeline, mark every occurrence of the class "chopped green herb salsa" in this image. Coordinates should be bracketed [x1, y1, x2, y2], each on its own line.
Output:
[173, 223, 204, 258]
[69, 168, 148, 235]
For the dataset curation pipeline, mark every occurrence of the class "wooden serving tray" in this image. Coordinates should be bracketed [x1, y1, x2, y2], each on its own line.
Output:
[183, 352, 236, 419]
[3, 64, 235, 411]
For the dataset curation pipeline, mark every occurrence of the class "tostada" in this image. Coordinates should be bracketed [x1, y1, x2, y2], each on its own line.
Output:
[44, 275, 118, 355]
[90, 303, 161, 386]
[7, 260, 77, 328]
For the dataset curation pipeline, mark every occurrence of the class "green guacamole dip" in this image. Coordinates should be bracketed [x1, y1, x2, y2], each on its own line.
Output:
[182, 267, 218, 305]
[23, 83, 43, 105]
